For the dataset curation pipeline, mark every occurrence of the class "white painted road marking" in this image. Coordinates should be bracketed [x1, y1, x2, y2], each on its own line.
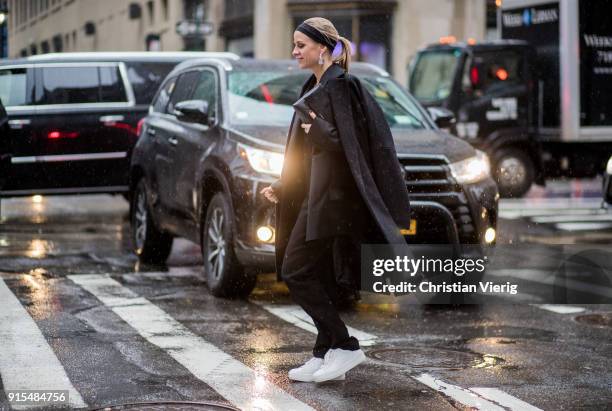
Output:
[69, 274, 314, 411]
[534, 304, 586, 314]
[257, 303, 378, 346]
[471, 387, 543, 411]
[413, 374, 505, 411]
[0, 279, 87, 410]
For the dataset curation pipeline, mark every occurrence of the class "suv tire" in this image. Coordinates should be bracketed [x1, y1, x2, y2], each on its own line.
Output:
[202, 192, 256, 298]
[130, 180, 173, 264]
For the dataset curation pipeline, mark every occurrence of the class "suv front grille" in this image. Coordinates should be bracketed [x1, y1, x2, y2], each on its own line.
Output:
[398, 155, 477, 243]
[400, 156, 458, 195]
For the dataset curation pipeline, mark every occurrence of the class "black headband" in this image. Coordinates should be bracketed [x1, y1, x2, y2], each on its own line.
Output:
[296, 22, 337, 53]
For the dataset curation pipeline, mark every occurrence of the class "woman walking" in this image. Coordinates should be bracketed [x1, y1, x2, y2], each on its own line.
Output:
[261, 17, 411, 383]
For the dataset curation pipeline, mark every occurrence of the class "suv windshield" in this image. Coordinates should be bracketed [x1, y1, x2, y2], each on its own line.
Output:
[228, 69, 428, 129]
[410, 49, 461, 103]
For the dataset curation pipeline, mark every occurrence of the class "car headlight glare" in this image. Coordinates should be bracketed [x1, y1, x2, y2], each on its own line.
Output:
[449, 150, 491, 184]
[239, 144, 284, 177]
[606, 156, 612, 175]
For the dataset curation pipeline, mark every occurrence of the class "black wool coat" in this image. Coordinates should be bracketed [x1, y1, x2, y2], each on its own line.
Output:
[274, 64, 412, 288]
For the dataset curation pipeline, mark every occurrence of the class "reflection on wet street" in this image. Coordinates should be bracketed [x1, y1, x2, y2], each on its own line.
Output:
[0, 183, 611, 410]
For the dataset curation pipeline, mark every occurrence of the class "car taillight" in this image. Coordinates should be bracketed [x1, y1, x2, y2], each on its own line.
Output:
[136, 118, 146, 137]
[47, 130, 79, 139]
[470, 67, 479, 88]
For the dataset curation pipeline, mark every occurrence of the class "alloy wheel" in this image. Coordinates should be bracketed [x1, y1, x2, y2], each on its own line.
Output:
[134, 189, 148, 251]
[207, 207, 226, 280]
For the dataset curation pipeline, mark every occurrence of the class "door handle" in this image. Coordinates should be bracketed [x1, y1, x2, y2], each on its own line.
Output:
[168, 136, 178, 146]
[8, 119, 31, 128]
[99, 115, 125, 123]
[146, 128, 156, 136]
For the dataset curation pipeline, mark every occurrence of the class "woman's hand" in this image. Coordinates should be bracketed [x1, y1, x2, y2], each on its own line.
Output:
[260, 185, 279, 204]
[299, 111, 317, 134]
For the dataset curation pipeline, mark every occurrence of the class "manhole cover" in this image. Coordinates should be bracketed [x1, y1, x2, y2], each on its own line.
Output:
[92, 401, 239, 411]
[575, 313, 612, 327]
[368, 347, 504, 370]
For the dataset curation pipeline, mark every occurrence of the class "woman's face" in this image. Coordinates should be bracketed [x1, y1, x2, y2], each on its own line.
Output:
[292, 31, 325, 70]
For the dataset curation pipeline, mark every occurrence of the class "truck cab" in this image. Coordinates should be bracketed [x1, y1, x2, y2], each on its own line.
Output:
[409, 41, 543, 197]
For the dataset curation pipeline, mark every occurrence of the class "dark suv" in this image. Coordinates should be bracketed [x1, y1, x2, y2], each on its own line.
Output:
[130, 57, 499, 298]
[0, 52, 237, 197]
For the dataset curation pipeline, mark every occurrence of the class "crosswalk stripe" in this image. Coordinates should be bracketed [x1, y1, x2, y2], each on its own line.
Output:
[534, 304, 586, 314]
[413, 374, 505, 411]
[470, 388, 543, 411]
[68, 274, 314, 411]
[0, 279, 87, 410]
[532, 214, 612, 224]
[256, 303, 378, 346]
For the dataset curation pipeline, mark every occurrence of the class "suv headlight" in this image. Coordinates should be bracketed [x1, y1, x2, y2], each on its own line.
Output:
[606, 156, 612, 175]
[239, 144, 284, 177]
[449, 150, 490, 184]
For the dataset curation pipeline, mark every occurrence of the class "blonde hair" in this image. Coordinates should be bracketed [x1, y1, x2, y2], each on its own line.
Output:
[302, 17, 351, 72]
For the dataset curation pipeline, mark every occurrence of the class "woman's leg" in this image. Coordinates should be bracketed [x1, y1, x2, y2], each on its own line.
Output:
[282, 202, 360, 357]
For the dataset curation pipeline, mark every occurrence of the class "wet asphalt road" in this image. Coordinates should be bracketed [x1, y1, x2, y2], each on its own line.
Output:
[0, 179, 611, 411]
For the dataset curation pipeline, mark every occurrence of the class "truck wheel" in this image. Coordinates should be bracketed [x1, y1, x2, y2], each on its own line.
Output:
[493, 148, 535, 198]
[202, 192, 256, 298]
[130, 180, 174, 264]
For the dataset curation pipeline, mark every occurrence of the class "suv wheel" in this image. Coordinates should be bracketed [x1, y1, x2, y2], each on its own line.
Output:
[202, 192, 256, 298]
[131, 180, 173, 264]
[493, 148, 535, 198]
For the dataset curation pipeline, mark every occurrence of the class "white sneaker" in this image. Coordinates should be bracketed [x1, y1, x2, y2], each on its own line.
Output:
[312, 348, 366, 383]
[288, 357, 346, 382]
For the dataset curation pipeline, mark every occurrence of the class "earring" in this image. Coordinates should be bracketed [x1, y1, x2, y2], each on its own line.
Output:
[318, 51, 324, 65]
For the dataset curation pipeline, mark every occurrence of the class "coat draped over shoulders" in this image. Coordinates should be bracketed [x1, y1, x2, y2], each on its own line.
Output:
[275, 64, 412, 291]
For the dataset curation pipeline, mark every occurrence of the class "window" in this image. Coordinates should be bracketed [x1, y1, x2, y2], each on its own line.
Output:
[38, 65, 128, 105]
[125, 62, 176, 105]
[0, 68, 28, 106]
[166, 71, 199, 114]
[152, 76, 177, 113]
[472, 50, 524, 93]
[147, 0, 154, 25]
[191, 70, 218, 119]
[228, 68, 427, 130]
[410, 49, 461, 103]
[161, 0, 168, 20]
[99, 66, 128, 102]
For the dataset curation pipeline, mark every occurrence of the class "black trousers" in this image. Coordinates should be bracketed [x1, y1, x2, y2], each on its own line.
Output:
[282, 199, 360, 358]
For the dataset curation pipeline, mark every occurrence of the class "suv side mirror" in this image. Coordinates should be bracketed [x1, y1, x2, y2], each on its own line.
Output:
[174, 100, 210, 125]
[427, 107, 456, 129]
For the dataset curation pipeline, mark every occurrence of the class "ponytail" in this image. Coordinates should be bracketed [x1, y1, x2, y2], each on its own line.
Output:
[333, 36, 352, 72]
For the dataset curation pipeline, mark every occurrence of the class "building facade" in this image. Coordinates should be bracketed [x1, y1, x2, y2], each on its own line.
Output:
[6, 0, 489, 85]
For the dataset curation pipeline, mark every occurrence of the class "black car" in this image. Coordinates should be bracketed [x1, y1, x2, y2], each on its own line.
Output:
[130, 57, 499, 298]
[0, 52, 237, 197]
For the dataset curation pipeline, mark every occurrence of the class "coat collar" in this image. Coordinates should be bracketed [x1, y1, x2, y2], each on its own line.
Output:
[300, 63, 345, 95]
